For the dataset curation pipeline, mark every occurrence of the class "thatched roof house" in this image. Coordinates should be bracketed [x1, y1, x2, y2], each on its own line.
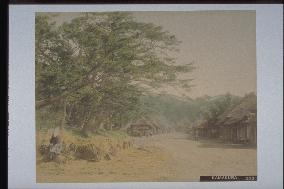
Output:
[126, 117, 162, 137]
[193, 119, 221, 139]
[216, 93, 256, 127]
[217, 93, 257, 144]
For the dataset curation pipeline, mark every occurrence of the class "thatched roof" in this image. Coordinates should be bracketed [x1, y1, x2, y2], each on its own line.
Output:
[216, 93, 257, 126]
[192, 120, 209, 129]
[132, 118, 150, 125]
[131, 117, 161, 128]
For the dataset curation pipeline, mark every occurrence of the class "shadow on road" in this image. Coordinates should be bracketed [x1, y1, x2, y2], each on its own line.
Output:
[186, 135, 257, 149]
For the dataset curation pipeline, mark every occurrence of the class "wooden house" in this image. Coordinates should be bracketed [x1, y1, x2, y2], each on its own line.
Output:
[126, 118, 161, 137]
[127, 124, 153, 137]
[193, 120, 220, 139]
[216, 93, 257, 145]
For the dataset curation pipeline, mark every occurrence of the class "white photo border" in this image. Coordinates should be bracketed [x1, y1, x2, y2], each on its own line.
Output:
[8, 4, 283, 189]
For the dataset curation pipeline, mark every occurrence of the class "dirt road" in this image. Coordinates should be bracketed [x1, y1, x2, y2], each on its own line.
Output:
[135, 132, 257, 181]
[37, 132, 257, 182]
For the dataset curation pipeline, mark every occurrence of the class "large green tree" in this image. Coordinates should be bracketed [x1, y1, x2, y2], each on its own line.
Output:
[36, 12, 194, 134]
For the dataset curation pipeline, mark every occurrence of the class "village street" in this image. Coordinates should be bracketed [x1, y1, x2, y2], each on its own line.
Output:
[37, 132, 257, 182]
[134, 132, 257, 181]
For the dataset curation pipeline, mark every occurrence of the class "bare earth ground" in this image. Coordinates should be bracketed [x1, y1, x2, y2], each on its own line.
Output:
[37, 132, 257, 182]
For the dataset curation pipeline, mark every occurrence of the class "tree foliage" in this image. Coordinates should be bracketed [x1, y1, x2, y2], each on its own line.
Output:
[35, 12, 194, 134]
[200, 93, 240, 124]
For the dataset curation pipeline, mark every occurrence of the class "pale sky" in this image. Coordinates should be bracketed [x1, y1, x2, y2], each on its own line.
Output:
[40, 11, 256, 98]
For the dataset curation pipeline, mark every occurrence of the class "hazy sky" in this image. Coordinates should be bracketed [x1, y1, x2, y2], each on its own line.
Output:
[43, 11, 256, 98]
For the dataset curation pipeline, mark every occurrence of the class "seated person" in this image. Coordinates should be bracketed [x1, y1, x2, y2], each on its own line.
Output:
[49, 133, 62, 159]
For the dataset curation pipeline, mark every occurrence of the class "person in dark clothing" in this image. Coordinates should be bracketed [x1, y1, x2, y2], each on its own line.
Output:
[49, 133, 62, 160]
[50, 134, 59, 145]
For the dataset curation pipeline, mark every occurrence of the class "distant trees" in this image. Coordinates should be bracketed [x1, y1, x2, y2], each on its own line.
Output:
[36, 12, 194, 135]
[200, 94, 240, 125]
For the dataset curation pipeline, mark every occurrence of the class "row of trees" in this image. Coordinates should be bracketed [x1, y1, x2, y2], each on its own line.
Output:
[36, 12, 194, 136]
[200, 94, 241, 126]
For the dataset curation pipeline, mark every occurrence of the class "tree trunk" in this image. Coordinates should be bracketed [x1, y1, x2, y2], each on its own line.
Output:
[81, 119, 90, 137]
[92, 117, 103, 133]
[60, 100, 67, 129]
[66, 103, 74, 125]
[108, 114, 113, 131]
[109, 119, 112, 131]
[81, 111, 92, 137]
